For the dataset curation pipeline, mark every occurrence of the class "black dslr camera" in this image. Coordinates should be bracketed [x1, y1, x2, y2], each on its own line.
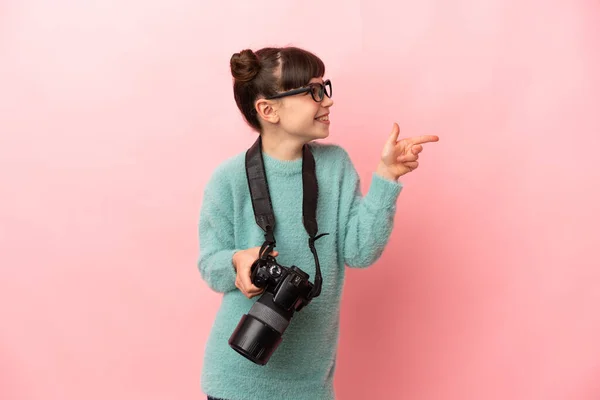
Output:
[228, 253, 314, 365]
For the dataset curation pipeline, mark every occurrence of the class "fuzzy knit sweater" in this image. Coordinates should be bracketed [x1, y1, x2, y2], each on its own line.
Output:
[197, 141, 403, 400]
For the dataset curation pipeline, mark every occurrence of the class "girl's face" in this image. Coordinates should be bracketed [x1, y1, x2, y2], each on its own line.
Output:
[274, 77, 334, 143]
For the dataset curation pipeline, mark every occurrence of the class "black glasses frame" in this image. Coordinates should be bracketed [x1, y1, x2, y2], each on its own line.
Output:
[266, 79, 332, 102]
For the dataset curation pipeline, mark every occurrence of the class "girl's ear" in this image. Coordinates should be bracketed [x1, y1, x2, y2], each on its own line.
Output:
[255, 98, 280, 125]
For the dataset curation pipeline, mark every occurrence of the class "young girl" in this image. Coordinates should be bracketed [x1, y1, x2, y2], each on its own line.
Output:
[198, 46, 438, 400]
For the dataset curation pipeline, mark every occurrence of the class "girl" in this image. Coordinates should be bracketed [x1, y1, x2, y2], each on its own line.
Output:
[198, 46, 438, 400]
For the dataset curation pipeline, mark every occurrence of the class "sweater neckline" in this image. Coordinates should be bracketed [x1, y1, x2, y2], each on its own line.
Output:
[262, 150, 304, 176]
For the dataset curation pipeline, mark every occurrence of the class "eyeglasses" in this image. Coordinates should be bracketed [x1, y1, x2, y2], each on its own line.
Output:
[266, 79, 332, 102]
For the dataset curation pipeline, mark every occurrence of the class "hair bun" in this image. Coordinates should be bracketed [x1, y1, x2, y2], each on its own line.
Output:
[230, 49, 260, 83]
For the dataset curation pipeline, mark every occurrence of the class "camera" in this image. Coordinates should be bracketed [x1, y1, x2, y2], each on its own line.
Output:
[228, 254, 314, 365]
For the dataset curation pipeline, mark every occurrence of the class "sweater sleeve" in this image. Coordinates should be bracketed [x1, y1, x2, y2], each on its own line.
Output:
[197, 176, 241, 293]
[339, 149, 403, 268]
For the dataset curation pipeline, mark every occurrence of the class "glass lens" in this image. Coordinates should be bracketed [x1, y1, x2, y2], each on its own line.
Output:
[308, 81, 332, 102]
[325, 80, 332, 98]
[311, 84, 324, 102]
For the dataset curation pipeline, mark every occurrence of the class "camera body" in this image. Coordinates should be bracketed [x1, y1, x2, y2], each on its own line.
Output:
[228, 254, 315, 365]
[250, 255, 314, 312]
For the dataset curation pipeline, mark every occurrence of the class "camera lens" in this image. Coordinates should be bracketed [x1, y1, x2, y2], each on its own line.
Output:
[228, 292, 294, 365]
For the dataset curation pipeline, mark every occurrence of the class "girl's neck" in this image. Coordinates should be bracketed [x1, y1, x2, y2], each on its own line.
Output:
[259, 131, 307, 161]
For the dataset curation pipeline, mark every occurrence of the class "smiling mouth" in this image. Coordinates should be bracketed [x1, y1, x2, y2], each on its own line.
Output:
[315, 115, 329, 122]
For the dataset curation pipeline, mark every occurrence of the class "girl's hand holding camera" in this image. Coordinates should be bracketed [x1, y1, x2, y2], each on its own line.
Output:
[233, 247, 278, 299]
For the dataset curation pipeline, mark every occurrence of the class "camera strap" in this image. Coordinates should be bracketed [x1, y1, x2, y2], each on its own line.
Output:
[245, 135, 329, 299]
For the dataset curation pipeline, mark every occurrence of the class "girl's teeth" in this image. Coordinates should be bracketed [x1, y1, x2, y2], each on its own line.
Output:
[317, 116, 329, 121]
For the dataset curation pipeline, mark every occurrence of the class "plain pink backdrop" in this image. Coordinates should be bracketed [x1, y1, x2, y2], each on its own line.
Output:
[1, 1, 599, 399]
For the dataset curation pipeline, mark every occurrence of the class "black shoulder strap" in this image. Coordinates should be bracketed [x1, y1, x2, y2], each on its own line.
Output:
[301, 144, 319, 238]
[245, 137, 276, 245]
[245, 136, 328, 299]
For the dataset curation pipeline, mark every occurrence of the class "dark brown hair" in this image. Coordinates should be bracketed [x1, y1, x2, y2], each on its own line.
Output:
[230, 47, 326, 132]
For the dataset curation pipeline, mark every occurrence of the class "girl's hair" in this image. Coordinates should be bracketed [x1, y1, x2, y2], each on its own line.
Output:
[230, 47, 325, 132]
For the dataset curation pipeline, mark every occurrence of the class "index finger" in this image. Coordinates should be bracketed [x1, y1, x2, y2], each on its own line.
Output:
[408, 135, 439, 145]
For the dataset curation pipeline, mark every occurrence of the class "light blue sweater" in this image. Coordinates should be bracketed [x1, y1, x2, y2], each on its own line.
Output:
[197, 141, 403, 400]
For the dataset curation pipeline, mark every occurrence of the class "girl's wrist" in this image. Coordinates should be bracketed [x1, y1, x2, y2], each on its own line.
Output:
[375, 162, 400, 181]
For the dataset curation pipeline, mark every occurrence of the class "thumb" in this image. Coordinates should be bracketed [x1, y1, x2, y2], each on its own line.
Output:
[388, 122, 400, 144]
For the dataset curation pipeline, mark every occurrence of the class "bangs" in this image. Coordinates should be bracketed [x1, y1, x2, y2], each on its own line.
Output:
[279, 47, 326, 91]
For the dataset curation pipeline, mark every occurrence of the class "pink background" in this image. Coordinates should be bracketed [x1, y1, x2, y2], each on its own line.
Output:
[1, 1, 599, 399]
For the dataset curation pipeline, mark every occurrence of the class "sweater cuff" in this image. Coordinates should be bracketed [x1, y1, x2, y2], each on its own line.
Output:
[364, 173, 403, 209]
[203, 249, 241, 293]
[222, 248, 240, 278]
